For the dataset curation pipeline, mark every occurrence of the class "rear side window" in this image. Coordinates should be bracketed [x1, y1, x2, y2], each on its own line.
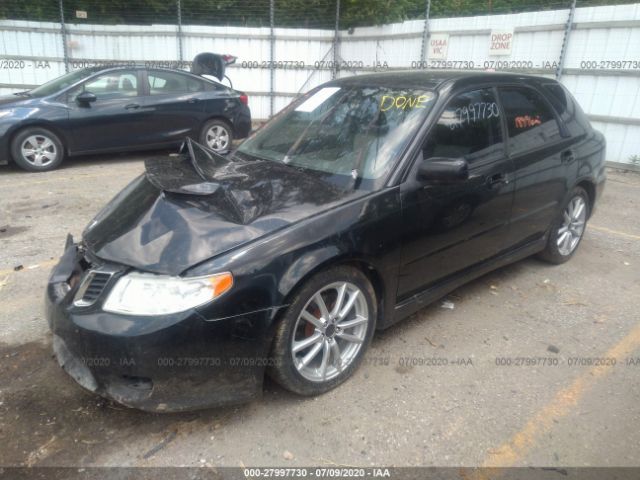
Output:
[498, 87, 562, 155]
[147, 70, 203, 95]
[423, 88, 504, 164]
[541, 83, 589, 137]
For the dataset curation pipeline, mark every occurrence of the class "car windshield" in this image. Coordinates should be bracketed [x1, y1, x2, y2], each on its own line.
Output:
[237, 85, 436, 190]
[28, 69, 97, 97]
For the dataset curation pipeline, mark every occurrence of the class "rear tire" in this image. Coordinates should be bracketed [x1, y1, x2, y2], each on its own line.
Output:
[268, 266, 377, 396]
[11, 127, 64, 172]
[199, 119, 233, 153]
[537, 186, 590, 264]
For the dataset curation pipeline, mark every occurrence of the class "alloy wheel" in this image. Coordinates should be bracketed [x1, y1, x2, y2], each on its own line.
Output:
[557, 195, 587, 256]
[291, 282, 369, 383]
[21, 135, 57, 167]
[205, 125, 230, 151]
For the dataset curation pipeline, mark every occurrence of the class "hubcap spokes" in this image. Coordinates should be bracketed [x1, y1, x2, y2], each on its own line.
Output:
[291, 282, 369, 382]
[21, 135, 57, 167]
[557, 196, 586, 256]
[206, 126, 229, 151]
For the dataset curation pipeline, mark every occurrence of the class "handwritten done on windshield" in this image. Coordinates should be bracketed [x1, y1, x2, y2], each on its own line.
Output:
[380, 95, 431, 111]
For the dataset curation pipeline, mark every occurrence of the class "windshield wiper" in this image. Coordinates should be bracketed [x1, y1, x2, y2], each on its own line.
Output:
[13, 91, 31, 97]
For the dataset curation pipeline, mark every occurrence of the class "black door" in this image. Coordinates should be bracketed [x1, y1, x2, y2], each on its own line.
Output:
[497, 86, 571, 249]
[397, 87, 514, 300]
[67, 69, 149, 152]
[138, 69, 206, 145]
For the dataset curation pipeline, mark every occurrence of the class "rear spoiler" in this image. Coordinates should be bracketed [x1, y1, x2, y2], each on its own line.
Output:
[191, 53, 237, 83]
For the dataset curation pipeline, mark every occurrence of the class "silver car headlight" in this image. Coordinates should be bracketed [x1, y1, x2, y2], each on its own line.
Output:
[103, 271, 233, 316]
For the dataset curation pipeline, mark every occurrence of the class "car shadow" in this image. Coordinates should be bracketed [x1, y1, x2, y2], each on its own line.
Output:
[372, 255, 549, 342]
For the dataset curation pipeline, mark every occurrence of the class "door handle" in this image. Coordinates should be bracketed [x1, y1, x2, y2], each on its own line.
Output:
[487, 173, 508, 187]
[125, 103, 140, 110]
[187, 98, 200, 104]
[561, 149, 575, 164]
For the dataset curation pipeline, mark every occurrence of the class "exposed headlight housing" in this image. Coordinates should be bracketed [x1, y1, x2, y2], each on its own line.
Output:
[103, 271, 233, 316]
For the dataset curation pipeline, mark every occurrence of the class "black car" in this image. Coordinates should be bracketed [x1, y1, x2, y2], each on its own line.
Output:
[46, 71, 605, 411]
[0, 57, 251, 172]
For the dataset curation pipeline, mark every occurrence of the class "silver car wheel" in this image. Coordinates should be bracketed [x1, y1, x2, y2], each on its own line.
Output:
[557, 195, 587, 256]
[291, 281, 369, 383]
[21, 135, 57, 167]
[205, 125, 230, 151]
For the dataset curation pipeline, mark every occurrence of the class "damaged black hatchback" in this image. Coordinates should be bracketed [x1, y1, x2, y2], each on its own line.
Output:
[46, 71, 605, 411]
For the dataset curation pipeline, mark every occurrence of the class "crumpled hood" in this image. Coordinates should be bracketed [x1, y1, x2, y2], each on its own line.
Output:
[82, 139, 354, 275]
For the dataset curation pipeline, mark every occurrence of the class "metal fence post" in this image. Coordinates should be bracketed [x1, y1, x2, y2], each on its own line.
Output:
[419, 0, 432, 63]
[332, 0, 340, 80]
[269, 0, 275, 117]
[177, 0, 184, 63]
[59, 0, 69, 73]
[556, 0, 577, 80]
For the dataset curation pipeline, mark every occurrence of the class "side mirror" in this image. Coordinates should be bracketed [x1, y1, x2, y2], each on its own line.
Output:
[76, 91, 97, 106]
[418, 157, 469, 183]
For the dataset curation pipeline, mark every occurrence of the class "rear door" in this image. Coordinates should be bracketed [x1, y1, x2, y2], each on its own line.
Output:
[67, 69, 148, 152]
[497, 85, 573, 249]
[397, 87, 515, 300]
[138, 69, 206, 145]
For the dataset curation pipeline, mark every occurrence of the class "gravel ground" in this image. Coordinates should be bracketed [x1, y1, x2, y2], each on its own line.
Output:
[0, 154, 639, 470]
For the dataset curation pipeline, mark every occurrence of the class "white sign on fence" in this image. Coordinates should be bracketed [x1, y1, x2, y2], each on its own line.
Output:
[489, 29, 513, 55]
[75, 10, 88, 19]
[429, 33, 449, 60]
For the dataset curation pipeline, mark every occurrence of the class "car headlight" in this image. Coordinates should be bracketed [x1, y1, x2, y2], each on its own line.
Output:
[103, 271, 233, 316]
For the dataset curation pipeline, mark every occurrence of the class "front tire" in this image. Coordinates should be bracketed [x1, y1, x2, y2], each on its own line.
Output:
[538, 186, 590, 264]
[199, 119, 233, 153]
[11, 127, 64, 172]
[268, 266, 377, 396]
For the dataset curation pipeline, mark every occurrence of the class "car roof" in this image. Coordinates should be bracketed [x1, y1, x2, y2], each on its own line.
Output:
[328, 70, 557, 91]
[81, 65, 212, 80]
[87, 65, 177, 72]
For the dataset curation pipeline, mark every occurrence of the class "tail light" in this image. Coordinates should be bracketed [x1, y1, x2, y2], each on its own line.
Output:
[239, 94, 248, 105]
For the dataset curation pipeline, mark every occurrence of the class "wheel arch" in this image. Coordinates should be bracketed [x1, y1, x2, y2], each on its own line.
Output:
[8, 121, 69, 159]
[576, 179, 596, 219]
[200, 115, 234, 136]
[267, 251, 387, 343]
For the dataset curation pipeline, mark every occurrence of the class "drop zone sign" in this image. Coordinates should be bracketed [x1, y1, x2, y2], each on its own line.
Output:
[489, 29, 514, 56]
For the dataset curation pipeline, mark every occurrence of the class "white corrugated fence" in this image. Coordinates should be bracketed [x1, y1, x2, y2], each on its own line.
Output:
[1, 3, 639, 165]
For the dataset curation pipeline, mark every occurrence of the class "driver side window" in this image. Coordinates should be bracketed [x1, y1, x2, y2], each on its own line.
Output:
[69, 70, 139, 101]
[423, 88, 503, 165]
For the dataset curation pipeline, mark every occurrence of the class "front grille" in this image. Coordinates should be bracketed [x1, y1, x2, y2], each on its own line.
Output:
[73, 271, 113, 306]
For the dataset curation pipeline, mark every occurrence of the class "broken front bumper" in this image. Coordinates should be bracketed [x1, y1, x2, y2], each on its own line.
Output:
[45, 240, 273, 412]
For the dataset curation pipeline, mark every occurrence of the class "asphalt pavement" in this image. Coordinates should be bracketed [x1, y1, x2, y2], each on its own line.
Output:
[0, 154, 639, 469]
